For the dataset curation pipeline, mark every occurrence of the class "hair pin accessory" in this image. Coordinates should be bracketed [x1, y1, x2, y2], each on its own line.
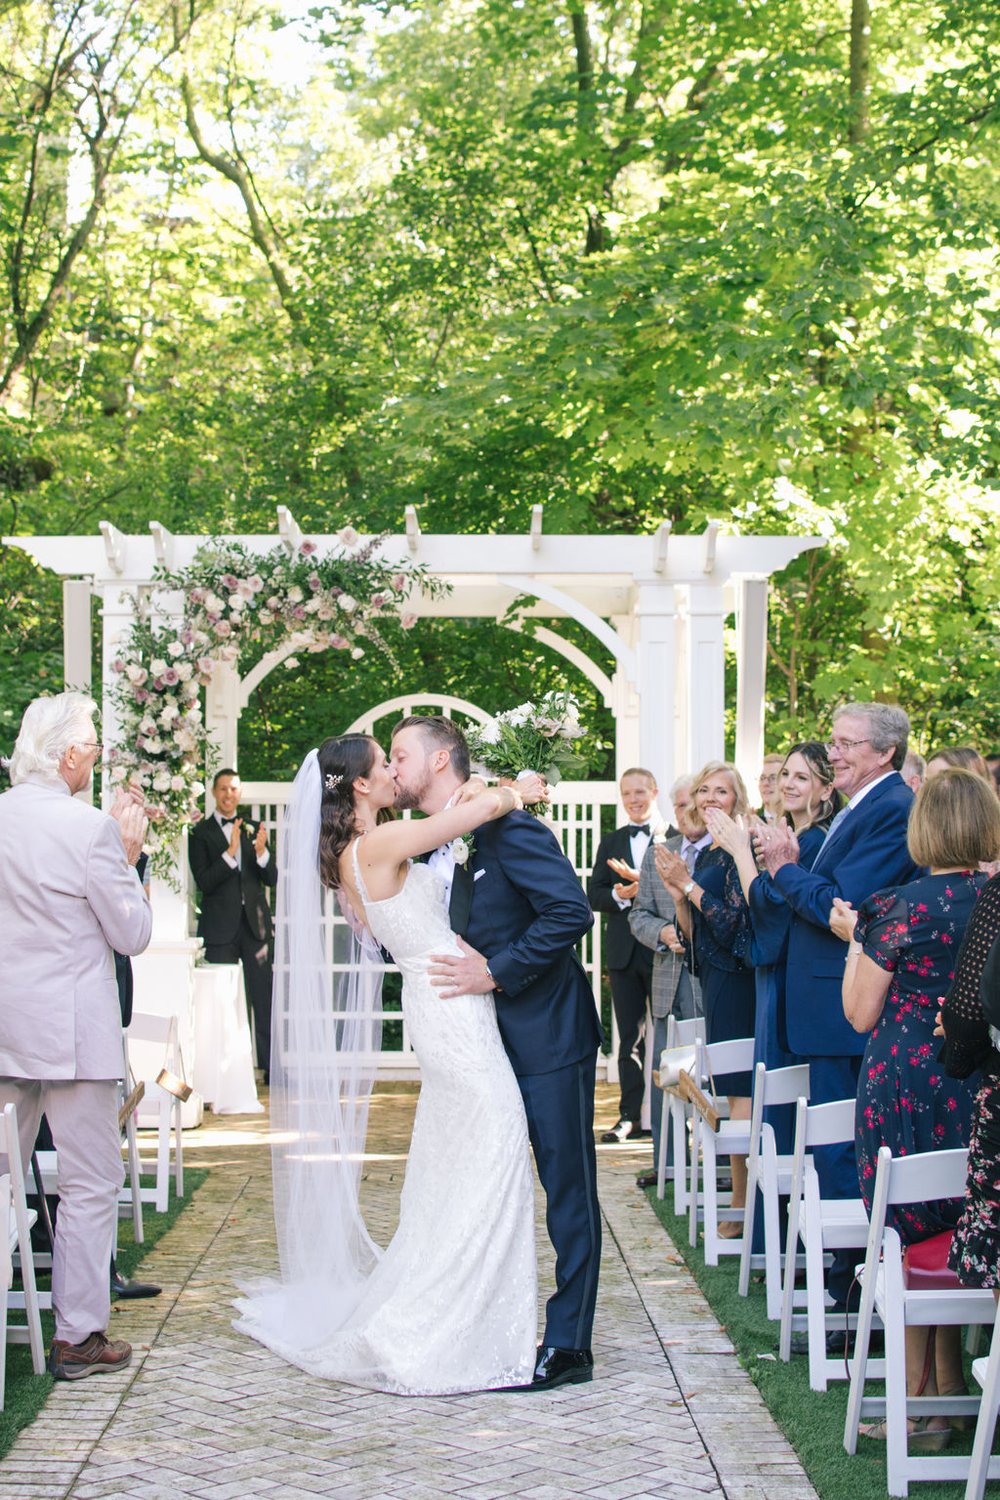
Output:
[324, 772, 342, 791]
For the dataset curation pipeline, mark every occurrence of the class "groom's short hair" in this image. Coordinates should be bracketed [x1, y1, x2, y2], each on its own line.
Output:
[393, 715, 471, 781]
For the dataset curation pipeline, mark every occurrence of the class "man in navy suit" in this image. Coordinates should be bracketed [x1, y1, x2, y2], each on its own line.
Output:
[587, 768, 660, 1143]
[188, 769, 277, 1082]
[759, 701, 917, 1323]
[391, 715, 601, 1392]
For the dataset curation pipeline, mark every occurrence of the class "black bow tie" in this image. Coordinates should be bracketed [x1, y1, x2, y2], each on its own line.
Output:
[629, 823, 650, 836]
[220, 819, 235, 829]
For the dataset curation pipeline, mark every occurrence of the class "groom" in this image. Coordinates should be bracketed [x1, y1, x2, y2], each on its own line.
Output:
[390, 715, 603, 1390]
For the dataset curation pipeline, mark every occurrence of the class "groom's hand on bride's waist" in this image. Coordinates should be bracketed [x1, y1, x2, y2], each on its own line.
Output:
[428, 937, 498, 997]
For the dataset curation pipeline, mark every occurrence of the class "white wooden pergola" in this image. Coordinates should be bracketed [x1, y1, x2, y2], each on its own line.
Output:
[7, 510, 822, 1098]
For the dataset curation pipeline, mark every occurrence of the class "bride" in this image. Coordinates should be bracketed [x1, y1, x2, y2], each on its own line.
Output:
[235, 734, 538, 1394]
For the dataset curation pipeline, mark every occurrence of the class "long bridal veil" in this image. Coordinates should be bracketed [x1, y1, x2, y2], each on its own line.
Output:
[235, 748, 385, 1353]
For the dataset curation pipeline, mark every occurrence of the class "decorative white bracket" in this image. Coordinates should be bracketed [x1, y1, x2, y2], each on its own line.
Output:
[149, 521, 174, 568]
[405, 505, 421, 553]
[503, 619, 614, 707]
[277, 505, 303, 555]
[703, 520, 721, 575]
[99, 520, 126, 576]
[530, 504, 543, 551]
[654, 520, 672, 575]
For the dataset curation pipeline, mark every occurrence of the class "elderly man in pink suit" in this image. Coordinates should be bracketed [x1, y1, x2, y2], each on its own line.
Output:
[0, 692, 151, 1380]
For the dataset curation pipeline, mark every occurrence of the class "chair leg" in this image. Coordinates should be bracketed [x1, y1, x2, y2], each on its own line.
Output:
[737, 1155, 759, 1297]
[883, 1302, 911, 1498]
[125, 1108, 144, 1244]
[762, 1174, 783, 1321]
[966, 1321, 1000, 1500]
[844, 1246, 881, 1452]
[778, 1196, 801, 1362]
[806, 1221, 830, 1394]
[173, 1098, 184, 1200]
[656, 1093, 669, 1201]
[155, 1096, 170, 1214]
[703, 1133, 720, 1266]
[688, 1114, 701, 1249]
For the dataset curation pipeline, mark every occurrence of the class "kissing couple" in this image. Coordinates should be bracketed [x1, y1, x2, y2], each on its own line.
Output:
[236, 714, 603, 1395]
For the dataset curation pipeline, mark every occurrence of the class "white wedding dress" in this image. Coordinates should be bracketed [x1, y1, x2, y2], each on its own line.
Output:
[236, 842, 538, 1395]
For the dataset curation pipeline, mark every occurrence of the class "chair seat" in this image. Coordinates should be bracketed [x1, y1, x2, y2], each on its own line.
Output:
[800, 1196, 869, 1247]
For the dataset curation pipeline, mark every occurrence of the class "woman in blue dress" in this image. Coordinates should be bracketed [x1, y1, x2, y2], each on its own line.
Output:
[833, 768, 1000, 1443]
[657, 761, 755, 1234]
[708, 742, 840, 1155]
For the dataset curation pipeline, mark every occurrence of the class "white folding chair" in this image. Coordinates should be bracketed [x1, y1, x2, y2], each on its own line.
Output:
[965, 1309, 1000, 1500]
[687, 1035, 756, 1264]
[126, 1014, 186, 1213]
[778, 1095, 872, 1391]
[0, 1104, 46, 1378]
[738, 1060, 811, 1319]
[656, 1014, 706, 1213]
[844, 1145, 997, 1496]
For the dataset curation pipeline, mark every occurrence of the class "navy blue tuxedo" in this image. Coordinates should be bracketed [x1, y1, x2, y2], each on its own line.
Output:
[457, 810, 602, 1350]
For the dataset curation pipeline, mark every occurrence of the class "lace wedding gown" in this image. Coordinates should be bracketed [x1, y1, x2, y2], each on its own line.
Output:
[236, 845, 538, 1395]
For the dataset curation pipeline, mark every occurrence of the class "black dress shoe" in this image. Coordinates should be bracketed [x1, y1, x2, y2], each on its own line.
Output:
[789, 1326, 883, 1357]
[636, 1171, 659, 1188]
[600, 1119, 650, 1144]
[517, 1346, 594, 1391]
[110, 1267, 162, 1300]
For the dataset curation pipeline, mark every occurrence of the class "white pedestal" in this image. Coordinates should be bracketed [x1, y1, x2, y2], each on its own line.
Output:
[192, 965, 263, 1115]
[130, 937, 204, 1129]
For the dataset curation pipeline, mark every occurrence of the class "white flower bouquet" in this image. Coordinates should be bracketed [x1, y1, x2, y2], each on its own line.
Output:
[465, 691, 589, 814]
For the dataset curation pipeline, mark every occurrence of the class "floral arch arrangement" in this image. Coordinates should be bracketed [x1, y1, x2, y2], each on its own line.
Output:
[108, 528, 442, 875]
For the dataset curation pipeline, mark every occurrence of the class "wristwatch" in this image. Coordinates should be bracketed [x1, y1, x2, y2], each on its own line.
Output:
[484, 962, 502, 992]
[682, 879, 695, 896]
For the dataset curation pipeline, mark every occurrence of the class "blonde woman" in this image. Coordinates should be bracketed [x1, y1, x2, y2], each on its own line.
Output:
[657, 761, 754, 1232]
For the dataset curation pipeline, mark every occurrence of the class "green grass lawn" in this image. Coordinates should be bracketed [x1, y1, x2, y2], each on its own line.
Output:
[646, 1186, 984, 1500]
[0, 1169, 207, 1460]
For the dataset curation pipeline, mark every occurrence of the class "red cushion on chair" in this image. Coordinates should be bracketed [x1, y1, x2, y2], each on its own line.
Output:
[901, 1229, 961, 1291]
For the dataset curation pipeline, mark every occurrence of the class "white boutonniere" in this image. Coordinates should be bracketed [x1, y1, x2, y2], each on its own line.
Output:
[451, 834, 475, 865]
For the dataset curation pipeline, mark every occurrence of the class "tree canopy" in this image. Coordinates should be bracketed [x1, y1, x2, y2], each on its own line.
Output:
[2, 0, 998, 766]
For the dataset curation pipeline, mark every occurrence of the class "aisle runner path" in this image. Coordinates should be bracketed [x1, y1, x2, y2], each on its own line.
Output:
[0, 1085, 815, 1500]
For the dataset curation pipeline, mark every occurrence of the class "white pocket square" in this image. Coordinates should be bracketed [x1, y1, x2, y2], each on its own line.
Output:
[474, 868, 486, 882]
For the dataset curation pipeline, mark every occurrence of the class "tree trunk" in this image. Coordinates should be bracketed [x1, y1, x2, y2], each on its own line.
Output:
[849, 0, 871, 146]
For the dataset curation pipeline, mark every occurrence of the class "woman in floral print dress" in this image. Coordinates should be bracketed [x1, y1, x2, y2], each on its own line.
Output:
[835, 769, 1000, 1442]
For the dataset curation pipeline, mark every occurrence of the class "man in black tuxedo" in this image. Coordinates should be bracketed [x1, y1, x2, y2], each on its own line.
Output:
[588, 767, 661, 1144]
[188, 769, 277, 1082]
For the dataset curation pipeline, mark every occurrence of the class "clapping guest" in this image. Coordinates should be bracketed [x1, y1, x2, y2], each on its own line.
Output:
[756, 702, 917, 1336]
[658, 762, 755, 1234]
[0, 693, 151, 1380]
[708, 742, 840, 1154]
[189, 768, 277, 1084]
[755, 754, 785, 823]
[834, 769, 1000, 1444]
[589, 768, 663, 1143]
[902, 750, 925, 792]
[628, 779, 705, 1187]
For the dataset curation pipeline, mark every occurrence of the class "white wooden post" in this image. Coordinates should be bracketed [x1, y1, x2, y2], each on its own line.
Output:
[634, 582, 678, 793]
[204, 660, 241, 780]
[682, 584, 727, 773]
[99, 583, 136, 808]
[63, 580, 92, 694]
[734, 575, 770, 793]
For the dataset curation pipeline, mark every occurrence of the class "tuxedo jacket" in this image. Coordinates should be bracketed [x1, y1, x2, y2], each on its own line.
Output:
[188, 814, 277, 947]
[774, 772, 917, 1058]
[0, 776, 151, 1079]
[449, 810, 601, 1078]
[587, 825, 654, 972]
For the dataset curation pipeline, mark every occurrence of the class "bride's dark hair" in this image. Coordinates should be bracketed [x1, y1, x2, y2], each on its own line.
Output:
[317, 734, 393, 889]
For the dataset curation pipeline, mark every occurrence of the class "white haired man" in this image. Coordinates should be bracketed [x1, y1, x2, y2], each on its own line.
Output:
[0, 692, 151, 1379]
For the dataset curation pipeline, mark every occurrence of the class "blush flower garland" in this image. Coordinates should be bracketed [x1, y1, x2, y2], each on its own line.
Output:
[108, 529, 440, 877]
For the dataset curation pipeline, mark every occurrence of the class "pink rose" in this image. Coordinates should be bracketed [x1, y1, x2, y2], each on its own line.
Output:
[299, 540, 318, 556]
[292, 605, 306, 621]
[307, 573, 322, 591]
[400, 612, 418, 630]
[163, 668, 180, 685]
[189, 588, 205, 605]
[215, 620, 232, 637]
[391, 573, 407, 591]
[370, 592, 387, 607]
[112, 658, 125, 673]
[221, 573, 240, 590]
[330, 634, 350, 650]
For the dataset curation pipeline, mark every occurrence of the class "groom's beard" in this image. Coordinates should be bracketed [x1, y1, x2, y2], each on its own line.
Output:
[394, 770, 433, 812]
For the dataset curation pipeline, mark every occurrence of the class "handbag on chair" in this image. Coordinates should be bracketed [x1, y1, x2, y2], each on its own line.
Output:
[901, 1229, 960, 1291]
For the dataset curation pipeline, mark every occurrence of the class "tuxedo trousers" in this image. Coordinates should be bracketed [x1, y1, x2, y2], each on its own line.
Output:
[204, 910, 273, 1074]
[0, 1077, 122, 1344]
[518, 1054, 601, 1350]
[608, 959, 653, 1123]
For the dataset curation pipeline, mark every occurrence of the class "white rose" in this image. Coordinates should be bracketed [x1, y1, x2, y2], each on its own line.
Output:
[175, 729, 197, 751]
[338, 525, 360, 547]
[450, 838, 470, 865]
[284, 656, 300, 670]
[110, 765, 128, 783]
[175, 662, 193, 681]
[186, 706, 203, 723]
[205, 593, 225, 613]
[167, 641, 185, 658]
[152, 771, 172, 792]
[304, 598, 320, 613]
[145, 737, 163, 754]
[149, 658, 168, 677]
[160, 705, 180, 725]
[338, 594, 357, 613]
[170, 775, 186, 791]
[228, 594, 244, 611]
[259, 610, 274, 625]
[351, 646, 365, 660]
[287, 586, 304, 603]
[139, 716, 157, 735]
[125, 664, 147, 684]
[478, 719, 501, 745]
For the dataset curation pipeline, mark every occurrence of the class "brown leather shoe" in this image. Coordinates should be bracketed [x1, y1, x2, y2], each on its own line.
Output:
[48, 1332, 132, 1381]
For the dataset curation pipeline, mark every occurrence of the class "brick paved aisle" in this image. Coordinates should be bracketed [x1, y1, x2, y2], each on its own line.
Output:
[0, 1085, 815, 1500]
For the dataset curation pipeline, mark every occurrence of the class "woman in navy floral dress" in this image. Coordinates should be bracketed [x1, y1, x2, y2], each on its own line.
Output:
[835, 769, 1000, 1441]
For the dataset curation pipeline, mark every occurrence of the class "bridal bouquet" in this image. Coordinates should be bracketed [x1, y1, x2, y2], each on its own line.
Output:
[466, 691, 589, 813]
